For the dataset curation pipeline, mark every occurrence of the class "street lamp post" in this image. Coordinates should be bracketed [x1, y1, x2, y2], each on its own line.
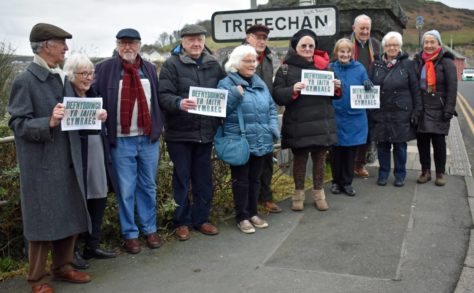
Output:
[416, 15, 424, 51]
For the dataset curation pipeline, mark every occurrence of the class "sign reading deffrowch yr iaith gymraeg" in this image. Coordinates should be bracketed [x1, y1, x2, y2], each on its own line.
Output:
[212, 5, 338, 42]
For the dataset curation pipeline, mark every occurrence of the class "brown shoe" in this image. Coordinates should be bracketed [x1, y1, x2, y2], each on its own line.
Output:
[435, 173, 446, 186]
[354, 166, 369, 178]
[197, 222, 219, 235]
[263, 201, 282, 213]
[175, 226, 190, 241]
[417, 169, 432, 184]
[32, 283, 54, 293]
[146, 233, 162, 249]
[123, 238, 141, 254]
[53, 269, 91, 283]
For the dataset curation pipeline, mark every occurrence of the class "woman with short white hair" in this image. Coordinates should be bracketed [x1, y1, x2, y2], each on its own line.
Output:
[369, 31, 422, 187]
[218, 45, 280, 234]
[64, 54, 118, 267]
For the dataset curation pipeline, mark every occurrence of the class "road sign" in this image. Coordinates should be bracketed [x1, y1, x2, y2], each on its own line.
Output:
[211, 5, 338, 42]
[416, 15, 424, 29]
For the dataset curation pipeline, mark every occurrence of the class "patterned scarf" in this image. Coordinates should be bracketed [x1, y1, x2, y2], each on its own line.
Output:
[420, 47, 442, 93]
[351, 32, 375, 64]
[120, 56, 151, 135]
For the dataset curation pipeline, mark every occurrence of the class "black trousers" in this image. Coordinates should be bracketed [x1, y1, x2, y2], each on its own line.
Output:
[230, 155, 264, 222]
[84, 197, 107, 249]
[258, 152, 274, 202]
[331, 146, 357, 186]
[416, 132, 447, 174]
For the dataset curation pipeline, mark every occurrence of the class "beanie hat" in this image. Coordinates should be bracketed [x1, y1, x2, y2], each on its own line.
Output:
[422, 30, 442, 46]
[290, 29, 318, 50]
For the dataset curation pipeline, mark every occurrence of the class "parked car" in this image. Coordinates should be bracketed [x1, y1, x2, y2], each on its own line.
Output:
[462, 68, 474, 81]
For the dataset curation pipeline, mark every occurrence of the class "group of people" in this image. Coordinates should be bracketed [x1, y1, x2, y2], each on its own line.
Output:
[7, 12, 457, 292]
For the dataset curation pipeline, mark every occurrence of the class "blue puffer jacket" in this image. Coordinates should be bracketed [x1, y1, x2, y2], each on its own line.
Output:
[329, 60, 369, 146]
[217, 72, 280, 157]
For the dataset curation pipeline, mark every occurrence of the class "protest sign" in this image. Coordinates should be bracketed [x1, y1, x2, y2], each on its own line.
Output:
[61, 97, 103, 131]
[300, 69, 334, 96]
[350, 86, 380, 109]
[188, 86, 228, 117]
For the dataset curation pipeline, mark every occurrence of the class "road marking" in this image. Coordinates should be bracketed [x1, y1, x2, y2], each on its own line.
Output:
[457, 92, 474, 137]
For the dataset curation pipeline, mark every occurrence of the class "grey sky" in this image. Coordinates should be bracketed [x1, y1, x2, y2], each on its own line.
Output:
[0, 0, 472, 57]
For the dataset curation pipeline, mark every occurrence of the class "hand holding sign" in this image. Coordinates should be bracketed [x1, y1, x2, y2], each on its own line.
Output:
[50, 103, 65, 128]
[293, 82, 305, 92]
[97, 109, 107, 122]
[180, 99, 197, 111]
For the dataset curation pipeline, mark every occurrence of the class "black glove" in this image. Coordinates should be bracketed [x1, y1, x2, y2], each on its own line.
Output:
[442, 112, 453, 122]
[363, 79, 374, 91]
[410, 112, 420, 126]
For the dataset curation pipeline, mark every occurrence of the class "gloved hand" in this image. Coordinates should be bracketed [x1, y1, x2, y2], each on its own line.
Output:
[410, 112, 420, 126]
[442, 112, 453, 122]
[363, 79, 374, 91]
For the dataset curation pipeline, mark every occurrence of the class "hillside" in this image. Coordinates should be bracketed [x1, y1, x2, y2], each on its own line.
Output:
[400, 0, 474, 46]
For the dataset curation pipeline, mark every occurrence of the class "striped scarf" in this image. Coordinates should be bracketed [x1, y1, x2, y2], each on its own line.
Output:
[351, 32, 375, 64]
[420, 47, 442, 93]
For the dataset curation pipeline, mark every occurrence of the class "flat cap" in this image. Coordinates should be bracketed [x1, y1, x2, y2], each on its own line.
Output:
[116, 28, 141, 40]
[246, 24, 270, 36]
[29, 23, 72, 42]
[180, 24, 207, 37]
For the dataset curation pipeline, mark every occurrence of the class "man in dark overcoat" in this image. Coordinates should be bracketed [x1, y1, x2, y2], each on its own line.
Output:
[8, 23, 91, 293]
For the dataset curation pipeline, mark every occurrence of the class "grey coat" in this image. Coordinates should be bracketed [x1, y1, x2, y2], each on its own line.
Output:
[8, 62, 90, 241]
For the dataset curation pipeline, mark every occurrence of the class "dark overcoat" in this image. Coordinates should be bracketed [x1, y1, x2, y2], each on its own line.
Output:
[8, 62, 90, 241]
[413, 50, 458, 135]
[369, 53, 422, 143]
[272, 53, 339, 150]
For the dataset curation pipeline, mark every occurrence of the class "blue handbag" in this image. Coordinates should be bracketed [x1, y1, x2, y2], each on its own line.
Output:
[214, 104, 250, 166]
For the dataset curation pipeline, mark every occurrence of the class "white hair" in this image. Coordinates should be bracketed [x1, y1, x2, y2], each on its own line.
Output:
[63, 54, 94, 82]
[382, 31, 403, 48]
[353, 14, 372, 26]
[224, 45, 257, 73]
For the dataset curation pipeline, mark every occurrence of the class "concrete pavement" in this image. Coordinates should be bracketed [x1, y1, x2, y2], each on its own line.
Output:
[1, 117, 473, 293]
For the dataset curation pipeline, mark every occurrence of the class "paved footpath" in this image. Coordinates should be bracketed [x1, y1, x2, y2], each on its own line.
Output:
[1, 117, 474, 293]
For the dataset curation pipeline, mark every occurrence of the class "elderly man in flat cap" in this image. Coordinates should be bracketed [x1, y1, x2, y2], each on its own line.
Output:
[93, 28, 163, 254]
[8, 22, 91, 293]
[159, 24, 224, 241]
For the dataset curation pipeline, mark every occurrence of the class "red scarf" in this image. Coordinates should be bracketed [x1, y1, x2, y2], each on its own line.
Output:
[313, 50, 330, 69]
[120, 56, 151, 135]
[257, 50, 265, 64]
[421, 47, 442, 93]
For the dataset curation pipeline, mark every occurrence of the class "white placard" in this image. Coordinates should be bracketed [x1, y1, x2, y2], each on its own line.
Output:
[61, 97, 103, 131]
[187, 87, 228, 117]
[350, 86, 380, 109]
[301, 69, 334, 96]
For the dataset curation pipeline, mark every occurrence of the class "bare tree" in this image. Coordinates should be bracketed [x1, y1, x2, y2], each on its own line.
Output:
[0, 42, 15, 118]
[159, 32, 169, 47]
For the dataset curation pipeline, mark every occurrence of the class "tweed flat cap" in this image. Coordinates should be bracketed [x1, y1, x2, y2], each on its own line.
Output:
[29, 23, 72, 42]
[116, 28, 141, 40]
[180, 24, 207, 37]
[246, 24, 270, 36]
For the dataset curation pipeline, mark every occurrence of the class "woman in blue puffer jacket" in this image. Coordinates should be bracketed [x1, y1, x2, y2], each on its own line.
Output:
[329, 38, 370, 197]
[218, 45, 280, 234]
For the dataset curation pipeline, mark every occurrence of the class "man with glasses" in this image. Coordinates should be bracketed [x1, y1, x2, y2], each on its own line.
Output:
[350, 14, 381, 178]
[159, 24, 224, 241]
[8, 22, 91, 293]
[93, 28, 164, 254]
[243, 24, 282, 213]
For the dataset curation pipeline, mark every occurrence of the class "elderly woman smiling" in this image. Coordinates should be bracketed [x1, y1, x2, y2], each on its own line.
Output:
[63, 54, 118, 267]
[369, 32, 422, 187]
[218, 45, 280, 234]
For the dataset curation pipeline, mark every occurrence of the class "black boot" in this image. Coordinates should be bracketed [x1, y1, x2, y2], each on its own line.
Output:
[71, 246, 89, 270]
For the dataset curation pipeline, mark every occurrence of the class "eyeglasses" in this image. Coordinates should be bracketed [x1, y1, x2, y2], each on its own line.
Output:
[241, 59, 257, 64]
[250, 34, 268, 41]
[385, 44, 400, 48]
[298, 44, 315, 49]
[74, 71, 94, 78]
[117, 40, 140, 47]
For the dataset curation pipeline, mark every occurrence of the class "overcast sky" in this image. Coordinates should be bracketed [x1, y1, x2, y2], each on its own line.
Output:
[1, 0, 473, 57]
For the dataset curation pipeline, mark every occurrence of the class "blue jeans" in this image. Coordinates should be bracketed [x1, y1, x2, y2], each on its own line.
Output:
[166, 142, 213, 228]
[377, 142, 407, 181]
[111, 136, 159, 239]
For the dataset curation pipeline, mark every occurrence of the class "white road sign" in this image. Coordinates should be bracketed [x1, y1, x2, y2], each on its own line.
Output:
[212, 5, 338, 42]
